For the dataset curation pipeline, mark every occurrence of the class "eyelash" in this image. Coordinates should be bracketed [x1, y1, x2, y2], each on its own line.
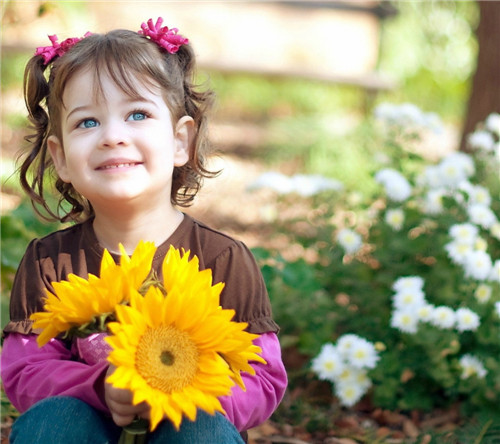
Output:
[75, 109, 152, 129]
[128, 109, 152, 121]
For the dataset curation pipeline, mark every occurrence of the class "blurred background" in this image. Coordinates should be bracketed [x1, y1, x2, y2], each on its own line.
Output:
[2, 1, 500, 443]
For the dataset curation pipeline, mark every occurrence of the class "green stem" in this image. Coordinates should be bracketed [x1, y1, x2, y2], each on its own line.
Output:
[118, 418, 149, 444]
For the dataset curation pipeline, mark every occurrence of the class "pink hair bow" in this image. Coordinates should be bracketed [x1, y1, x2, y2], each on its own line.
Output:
[35, 32, 92, 65]
[139, 17, 188, 54]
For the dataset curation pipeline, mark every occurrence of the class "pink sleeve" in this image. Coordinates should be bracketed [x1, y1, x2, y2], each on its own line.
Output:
[219, 332, 287, 431]
[1, 333, 110, 414]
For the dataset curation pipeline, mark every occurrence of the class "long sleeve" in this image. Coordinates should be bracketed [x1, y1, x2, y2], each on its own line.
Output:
[219, 332, 287, 431]
[1, 333, 109, 414]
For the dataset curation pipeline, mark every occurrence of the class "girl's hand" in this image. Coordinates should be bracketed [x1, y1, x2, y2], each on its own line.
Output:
[104, 365, 150, 426]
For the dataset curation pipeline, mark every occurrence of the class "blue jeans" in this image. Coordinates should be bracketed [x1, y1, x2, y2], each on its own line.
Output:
[10, 396, 245, 444]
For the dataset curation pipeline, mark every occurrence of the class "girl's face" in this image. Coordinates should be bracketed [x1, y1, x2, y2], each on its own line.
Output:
[48, 69, 193, 214]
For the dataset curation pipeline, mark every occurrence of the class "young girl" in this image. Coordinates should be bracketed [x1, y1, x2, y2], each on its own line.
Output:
[1, 18, 287, 443]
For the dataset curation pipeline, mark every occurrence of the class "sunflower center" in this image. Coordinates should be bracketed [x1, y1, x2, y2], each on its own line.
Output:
[136, 325, 199, 393]
[160, 350, 175, 366]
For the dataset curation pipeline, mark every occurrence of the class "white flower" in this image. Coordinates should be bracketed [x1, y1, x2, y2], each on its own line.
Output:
[430, 306, 456, 329]
[384, 208, 405, 231]
[467, 204, 497, 229]
[474, 284, 492, 303]
[337, 229, 362, 254]
[393, 289, 426, 311]
[346, 337, 379, 370]
[485, 112, 500, 137]
[391, 309, 419, 334]
[290, 174, 344, 197]
[418, 165, 442, 189]
[392, 276, 424, 292]
[445, 241, 473, 265]
[336, 334, 363, 358]
[375, 169, 412, 202]
[459, 354, 487, 379]
[437, 152, 474, 188]
[490, 222, 500, 241]
[417, 304, 435, 322]
[465, 184, 491, 207]
[422, 189, 445, 214]
[474, 237, 488, 252]
[467, 130, 495, 152]
[311, 343, 345, 381]
[374, 102, 442, 132]
[455, 308, 480, 332]
[248, 172, 343, 196]
[247, 171, 293, 194]
[489, 260, 500, 283]
[495, 302, 500, 318]
[464, 250, 493, 281]
[334, 380, 365, 407]
[449, 223, 479, 245]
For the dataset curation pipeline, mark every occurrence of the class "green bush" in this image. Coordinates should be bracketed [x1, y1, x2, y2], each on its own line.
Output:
[252, 108, 500, 416]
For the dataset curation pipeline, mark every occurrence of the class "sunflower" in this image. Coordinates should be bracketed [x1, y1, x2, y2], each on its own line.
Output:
[105, 246, 266, 431]
[30, 241, 156, 346]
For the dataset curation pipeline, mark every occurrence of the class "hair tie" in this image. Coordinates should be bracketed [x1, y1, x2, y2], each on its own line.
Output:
[138, 17, 188, 53]
[34, 17, 187, 66]
[35, 32, 92, 65]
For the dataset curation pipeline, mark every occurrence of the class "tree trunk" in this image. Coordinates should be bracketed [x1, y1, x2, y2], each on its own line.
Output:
[459, 0, 500, 151]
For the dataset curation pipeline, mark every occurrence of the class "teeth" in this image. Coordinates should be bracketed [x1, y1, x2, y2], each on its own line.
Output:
[103, 163, 136, 169]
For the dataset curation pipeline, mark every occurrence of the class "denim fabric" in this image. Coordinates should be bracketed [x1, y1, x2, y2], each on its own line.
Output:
[10, 396, 245, 444]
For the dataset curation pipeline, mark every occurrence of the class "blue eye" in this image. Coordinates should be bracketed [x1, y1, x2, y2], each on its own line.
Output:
[78, 119, 99, 129]
[128, 112, 147, 121]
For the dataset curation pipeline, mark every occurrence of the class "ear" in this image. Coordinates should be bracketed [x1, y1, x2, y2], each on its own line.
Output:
[173, 116, 194, 167]
[47, 135, 71, 183]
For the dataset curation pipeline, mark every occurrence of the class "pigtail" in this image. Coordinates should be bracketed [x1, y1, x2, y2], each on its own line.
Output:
[19, 56, 58, 221]
[170, 44, 219, 207]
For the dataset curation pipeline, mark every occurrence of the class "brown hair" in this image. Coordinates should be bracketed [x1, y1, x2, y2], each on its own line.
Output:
[21, 29, 217, 222]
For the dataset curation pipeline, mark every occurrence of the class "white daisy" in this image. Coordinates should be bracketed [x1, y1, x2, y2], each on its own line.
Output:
[455, 308, 480, 332]
[417, 303, 435, 322]
[445, 241, 473, 266]
[464, 250, 493, 281]
[392, 276, 424, 292]
[335, 381, 365, 407]
[385, 208, 405, 231]
[474, 284, 492, 304]
[393, 289, 426, 311]
[375, 169, 412, 202]
[418, 165, 442, 189]
[422, 189, 445, 215]
[430, 306, 456, 329]
[459, 354, 487, 379]
[467, 204, 497, 229]
[311, 343, 345, 381]
[336, 229, 362, 254]
[485, 112, 500, 137]
[336, 334, 363, 358]
[391, 309, 419, 334]
[467, 130, 495, 152]
[465, 184, 491, 207]
[346, 337, 380, 370]
[449, 223, 479, 245]
[495, 302, 500, 318]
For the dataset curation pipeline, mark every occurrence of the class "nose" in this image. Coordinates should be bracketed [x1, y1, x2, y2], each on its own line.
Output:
[99, 120, 130, 149]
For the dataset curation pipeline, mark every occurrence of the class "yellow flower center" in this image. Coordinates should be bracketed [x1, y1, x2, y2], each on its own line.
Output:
[136, 325, 199, 393]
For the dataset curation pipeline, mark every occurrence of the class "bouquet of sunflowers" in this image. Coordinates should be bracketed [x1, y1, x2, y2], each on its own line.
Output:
[30, 242, 265, 440]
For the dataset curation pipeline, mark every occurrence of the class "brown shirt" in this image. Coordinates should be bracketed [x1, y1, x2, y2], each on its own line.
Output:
[4, 214, 278, 336]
